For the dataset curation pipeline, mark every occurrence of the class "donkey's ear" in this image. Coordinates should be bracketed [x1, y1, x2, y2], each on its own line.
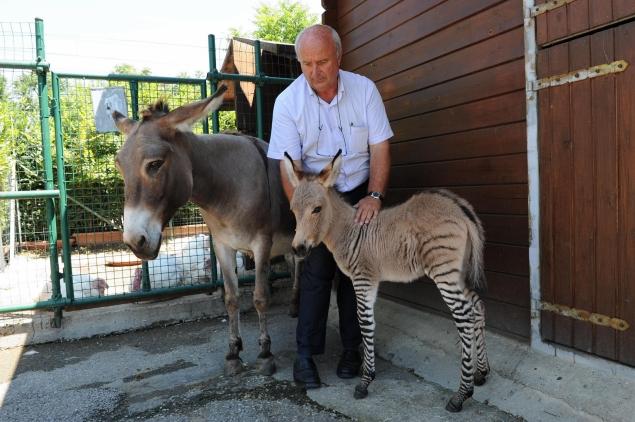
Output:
[283, 152, 302, 188]
[112, 111, 135, 134]
[164, 84, 228, 132]
[318, 149, 342, 187]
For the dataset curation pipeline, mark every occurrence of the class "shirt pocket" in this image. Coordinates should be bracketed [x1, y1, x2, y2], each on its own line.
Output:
[349, 126, 369, 154]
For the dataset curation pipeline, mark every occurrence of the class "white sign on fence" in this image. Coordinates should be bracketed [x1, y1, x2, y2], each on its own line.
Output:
[90, 87, 128, 133]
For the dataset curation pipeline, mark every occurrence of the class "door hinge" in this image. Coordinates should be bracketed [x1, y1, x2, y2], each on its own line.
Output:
[531, 0, 577, 18]
[541, 301, 630, 331]
[532, 60, 629, 91]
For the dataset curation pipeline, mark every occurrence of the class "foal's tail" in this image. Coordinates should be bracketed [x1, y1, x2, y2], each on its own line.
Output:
[439, 189, 486, 291]
[465, 212, 486, 291]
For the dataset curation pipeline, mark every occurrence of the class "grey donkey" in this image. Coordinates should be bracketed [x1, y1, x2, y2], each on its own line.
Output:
[112, 85, 300, 377]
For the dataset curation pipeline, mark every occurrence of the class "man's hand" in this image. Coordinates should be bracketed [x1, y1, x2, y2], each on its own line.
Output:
[354, 196, 381, 225]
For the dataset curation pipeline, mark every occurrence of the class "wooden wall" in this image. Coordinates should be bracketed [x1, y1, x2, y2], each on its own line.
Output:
[324, 0, 530, 338]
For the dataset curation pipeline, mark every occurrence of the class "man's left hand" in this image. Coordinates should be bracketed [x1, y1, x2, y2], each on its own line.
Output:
[354, 196, 381, 225]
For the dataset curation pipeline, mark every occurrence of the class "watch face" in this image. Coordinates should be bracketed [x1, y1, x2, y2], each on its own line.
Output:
[369, 192, 381, 199]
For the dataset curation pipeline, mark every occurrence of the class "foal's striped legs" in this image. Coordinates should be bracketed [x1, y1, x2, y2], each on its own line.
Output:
[351, 279, 379, 399]
[436, 280, 477, 412]
[470, 291, 490, 385]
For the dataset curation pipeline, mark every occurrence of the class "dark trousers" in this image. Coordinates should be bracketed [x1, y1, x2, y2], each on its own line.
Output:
[296, 182, 367, 357]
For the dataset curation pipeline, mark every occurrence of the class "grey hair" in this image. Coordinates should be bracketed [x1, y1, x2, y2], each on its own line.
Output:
[294, 24, 342, 61]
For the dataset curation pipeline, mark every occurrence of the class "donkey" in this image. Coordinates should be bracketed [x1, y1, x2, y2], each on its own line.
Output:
[112, 85, 298, 376]
[283, 151, 489, 412]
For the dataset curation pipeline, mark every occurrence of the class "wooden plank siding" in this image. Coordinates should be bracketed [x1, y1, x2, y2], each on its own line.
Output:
[325, 0, 530, 338]
[538, 21, 635, 366]
[535, 0, 635, 47]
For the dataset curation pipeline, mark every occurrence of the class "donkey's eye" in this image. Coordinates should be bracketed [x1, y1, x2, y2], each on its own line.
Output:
[312, 206, 322, 214]
[146, 159, 164, 175]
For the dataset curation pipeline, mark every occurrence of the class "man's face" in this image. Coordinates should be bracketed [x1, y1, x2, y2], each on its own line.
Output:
[297, 34, 340, 95]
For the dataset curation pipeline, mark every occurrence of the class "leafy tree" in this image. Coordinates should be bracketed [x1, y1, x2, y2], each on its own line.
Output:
[112, 63, 151, 75]
[252, 1, 318, 43]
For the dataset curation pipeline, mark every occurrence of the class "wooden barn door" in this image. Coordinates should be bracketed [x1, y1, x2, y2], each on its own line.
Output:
[536, 0, 635, 366]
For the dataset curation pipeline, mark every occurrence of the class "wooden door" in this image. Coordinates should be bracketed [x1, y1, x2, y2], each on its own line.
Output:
[537, 2, 635, 365]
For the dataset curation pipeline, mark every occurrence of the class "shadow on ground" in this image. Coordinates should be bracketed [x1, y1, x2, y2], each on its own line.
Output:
[0, 304, 519, 421]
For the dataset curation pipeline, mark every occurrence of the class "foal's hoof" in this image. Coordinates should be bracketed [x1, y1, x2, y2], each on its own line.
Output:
[353, 385, 368, 399]
[256, 354, 276, 376]
[474, 368, 489, 386]
[445, 395, 464, 413]
[224, 358, 244, 376]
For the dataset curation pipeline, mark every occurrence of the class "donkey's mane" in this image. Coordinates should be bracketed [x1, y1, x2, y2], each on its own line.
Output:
[141, 99, 170, 121]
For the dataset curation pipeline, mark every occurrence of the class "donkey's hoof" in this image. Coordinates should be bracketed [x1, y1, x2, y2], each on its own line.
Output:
[224, 358, 244, 376]
[474, 369, 489, 386]
[445, 393, 468, 412]
[354, 385, 368, 399]
[256, 355, 276, 376]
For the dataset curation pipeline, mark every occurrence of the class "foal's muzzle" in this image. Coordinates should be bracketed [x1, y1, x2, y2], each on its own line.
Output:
[292, 244, 311, 258]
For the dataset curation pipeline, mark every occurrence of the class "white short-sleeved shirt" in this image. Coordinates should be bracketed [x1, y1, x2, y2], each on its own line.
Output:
[267, 70, 393, 192]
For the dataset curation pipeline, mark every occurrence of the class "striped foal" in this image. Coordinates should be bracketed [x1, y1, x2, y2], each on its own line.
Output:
[283, 151, 490, 412]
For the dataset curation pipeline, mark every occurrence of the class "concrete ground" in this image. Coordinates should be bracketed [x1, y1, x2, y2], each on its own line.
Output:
[0, 283, 633, 421]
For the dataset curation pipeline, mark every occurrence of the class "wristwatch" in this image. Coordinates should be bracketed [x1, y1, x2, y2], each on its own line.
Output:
[368, 191, 384, 201]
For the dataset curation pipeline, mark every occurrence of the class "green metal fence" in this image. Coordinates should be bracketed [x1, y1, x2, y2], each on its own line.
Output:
[0, 19, 300, 326]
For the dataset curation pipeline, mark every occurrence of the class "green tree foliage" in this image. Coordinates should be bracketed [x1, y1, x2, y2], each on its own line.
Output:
[112, 63, 151, 76]
[252, 0, 318, 43]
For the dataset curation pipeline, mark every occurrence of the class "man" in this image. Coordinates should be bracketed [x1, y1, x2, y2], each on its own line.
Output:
[267, 24, 393, 389]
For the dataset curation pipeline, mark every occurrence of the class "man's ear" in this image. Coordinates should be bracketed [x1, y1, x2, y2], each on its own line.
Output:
[283, 152, 302, 188]
[318, 149, 342, 187]
[112, 111, 135, 134]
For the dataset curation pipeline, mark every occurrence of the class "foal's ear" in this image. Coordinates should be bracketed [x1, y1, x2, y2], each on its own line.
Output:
[318, 149, 342, 187]
[112, 111, 135, 135]
[283, 152, 302, 188]
[164, 84, 228, 132]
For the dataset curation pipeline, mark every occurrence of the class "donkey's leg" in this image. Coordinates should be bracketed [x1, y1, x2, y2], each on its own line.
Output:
[285, 253, 300, 318]
[469, 291, 490, 386]
[253, 237, 276, 375]
[352, 280, 379, 399]
[215, 242, 244, 376]
[437, 284, 476, 412]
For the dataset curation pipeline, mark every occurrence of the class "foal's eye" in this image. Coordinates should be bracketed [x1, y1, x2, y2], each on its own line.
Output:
[312, 206, 322, 214]
[146, 160, 164, 175]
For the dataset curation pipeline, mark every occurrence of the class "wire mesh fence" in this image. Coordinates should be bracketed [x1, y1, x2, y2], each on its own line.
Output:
[216, 36, 301, 141]
[0, 31, 54, 326]
[0, 21, 36, 63]
[56, 76, 219, 298]
[1, 22, 299, 322]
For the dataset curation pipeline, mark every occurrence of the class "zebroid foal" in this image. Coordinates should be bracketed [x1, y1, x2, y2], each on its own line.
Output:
[283, 151, 490, 412]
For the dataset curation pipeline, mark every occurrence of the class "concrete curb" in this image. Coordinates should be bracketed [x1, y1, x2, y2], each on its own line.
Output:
[0, 279, 293, 350]
[360, 297, 635, 422]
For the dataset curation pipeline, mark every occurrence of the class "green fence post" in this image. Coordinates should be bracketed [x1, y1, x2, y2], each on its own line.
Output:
[129, 79, 151, 291]
[208, 34, 220, 134]
[35, 18, 62, 302]
[51, 73, 74, 300]
[199, 81, 219, 285]
[200, 82, 209, 133]
[254, 40, 264, 140]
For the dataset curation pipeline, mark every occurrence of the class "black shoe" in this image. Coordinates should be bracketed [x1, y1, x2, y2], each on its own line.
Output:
[293, 356, 321, 389]
[337, 349, 362, 379]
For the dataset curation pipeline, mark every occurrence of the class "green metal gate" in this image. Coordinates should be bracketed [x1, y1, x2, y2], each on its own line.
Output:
[0, 19, 299, 326]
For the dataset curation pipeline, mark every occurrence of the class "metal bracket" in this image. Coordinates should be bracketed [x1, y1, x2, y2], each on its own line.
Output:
[541, 301, 630, 331]
[531, 0, 576, 18]
[532, 60, 629, 91]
